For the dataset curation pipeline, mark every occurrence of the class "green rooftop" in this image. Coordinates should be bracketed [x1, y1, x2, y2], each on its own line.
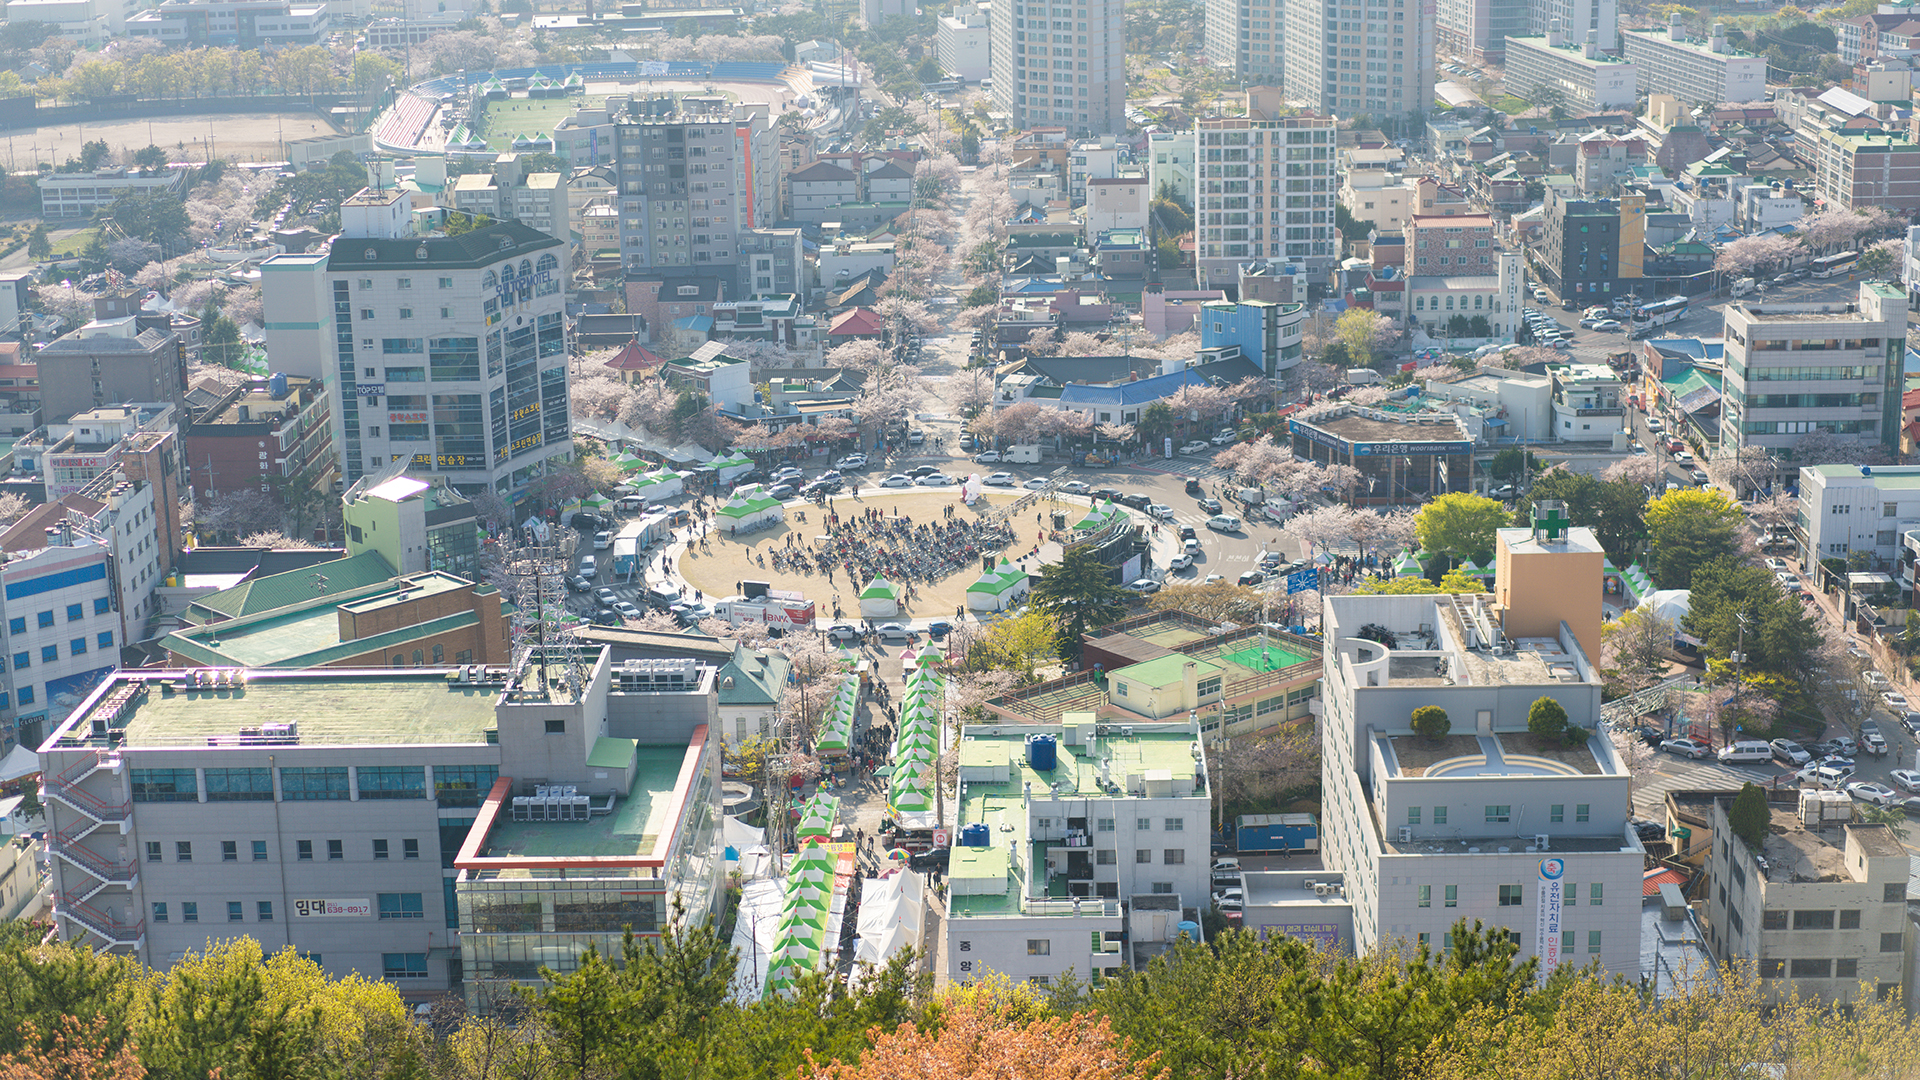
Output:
[162, 573, 481, 668]
[187, 551, 398, 624]
[1111, 652, 1223, 689]
[478, 745, 687, 862]
[67, 671, 501, 748]
[1805, 463, 1920, 487]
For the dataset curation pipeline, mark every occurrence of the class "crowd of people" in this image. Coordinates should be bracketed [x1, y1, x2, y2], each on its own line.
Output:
[760, 507, 1015, 586]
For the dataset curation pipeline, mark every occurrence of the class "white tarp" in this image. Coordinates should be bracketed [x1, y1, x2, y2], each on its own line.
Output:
[729, 879, 787, 1003]
[0, 745, 39, 783]
[849, 869, 923, 991]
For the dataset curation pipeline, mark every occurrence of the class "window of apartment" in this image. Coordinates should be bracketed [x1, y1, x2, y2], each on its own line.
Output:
[1793, 910, 1836, 930]
[326, 839, 344, 861]
[1433, 807, 1447, 825]
[1882, 933, 1904, 952]
[1762, 910, 1788, 930]
[1587, 931, 1602, 955]
[221, 841, 237, 862]
[1550, 804, 1564, 823]
[398, 278, 411, 289]
[439, 277, 453, 288]
[1498, 884, 1522, 906]
[1164, 817, 1184, 832]
[145, 841, 161, 862]
[1164, 849, 1184, 865]
[94, 598, 110, 616]
[358, 766, 426, 800]
[378, 893, 425, 920]
[38, 645, 54, 664]
[4, 618, 18, 633]
[1575, 804, 1590, 823]
[1097, 818, 1115, 832]
[175, 842, 191, 862]
[1097, 849, 1116, 864]
[1418, 885, 1431, 908]
[383, 954, 428, 979]
[544, 719, 566, 734]
[1837, 958, 1859, 978]
[1407, 807, 1421, 825]
[1135, 849, 1152, 863]
[1760, 959, 1785, 978]
[1445, 885, 1458, 908]
[1136, 817, 1152, 830]
[258, 902, 274, 922]
[1840, 909, 1861, 929]
[297, 840, 313, 861]
[11, 653, 24, 671]
[403, 839, 420, 860]
[64, 603, 80, 622]
[252, 840, 267, 862]
[1565, 882, 1578, 906]
[373, 839, 389, 860]
[1887, 883, 1906, 903]
[1026, 939, 1051, 955]
[205, 768, 273, 801]
[182, 902, 198, 924]
[151, 903, 167, 923]
[1485, 805, 1511, 824]
[280, 767, 349, 801]
[1589, 884, 1602, 906]
[1151, 883, 1174, 894]
[35, 611, 51, 628]
[227, 901, 244, 922]
[1791, 958, 1830, 977]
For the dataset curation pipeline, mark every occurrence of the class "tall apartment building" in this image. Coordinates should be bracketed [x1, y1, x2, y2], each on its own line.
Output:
[1282, 0, 1434, 129]
[258, 189, 573, 499]
[1525, 0, 1614, 50]
[1193, 98, 1336, 292]
[41, 653, 725, 1006]
[1813, 130, 1920, 215]
[1539, 189, 1646, 301]
[1719, 282, 1906, 457]
[1437, 0, 1529, 63]
[1502, 24, 1638, 114]
[1620, 18, 1766, 108]
[1701, 793, 1909, 1006]
[1204, 0, 1284, 89]
[1317, 510, 1643, 976]
[611, 104, 780, 296]
[449, 155, 570, 242]
[937, 2, 992, 81]
[987, 0, 1126, 136]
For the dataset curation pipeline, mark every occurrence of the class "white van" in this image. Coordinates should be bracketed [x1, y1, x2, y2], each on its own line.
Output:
[1717, 740, 1772, 765]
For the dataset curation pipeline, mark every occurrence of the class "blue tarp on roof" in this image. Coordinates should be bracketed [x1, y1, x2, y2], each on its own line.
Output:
[1057, 367, 1207, 408]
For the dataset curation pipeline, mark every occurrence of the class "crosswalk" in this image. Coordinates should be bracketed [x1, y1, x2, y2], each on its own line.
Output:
[1630, 760, 1773, 818]
[1134, 458, 1235, 483]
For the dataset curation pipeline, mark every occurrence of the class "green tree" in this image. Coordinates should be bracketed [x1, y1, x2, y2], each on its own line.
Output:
[1030, 545, 1129, 659]
[443, 209, 495, 236]
[1681, 555, 1822, 679]
[25, 223, 48, 261]
[1411, 705, 1450, 739]
[1357, 572, 1486, 595]
[110, 189, 189, 246]
[1488, 448, 1536, 483]
[1728, 781, 1769, 848]
[1645, 487, 1743, 589]
[350, 50, 400, 98]
[1335, 202, 1370, 241]
[131, 144, 167, 172]
[1527, 695, 1569, 742]
[1414, 492, 1509, 563]
[64, 61, 120, 104]
[1336, 306, 1393, 369]
[202, 306, 242, 365]
[1137, 400, 1176, 445]
[1858, 243, 1897, 277]
[1516, 470, 1648, 564]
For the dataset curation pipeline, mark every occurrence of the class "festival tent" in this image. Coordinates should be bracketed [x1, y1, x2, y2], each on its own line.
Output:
[858, 574, 902, 618]
[716, 486, 785, 531]
[1393, 550, 1424, 577]
[1073, 500, 1125, 533]
[794, 792, 839, 845]
[967, 558, 1031, 612]
[708, 452, 755, 483]
[630, 469, 686, 501]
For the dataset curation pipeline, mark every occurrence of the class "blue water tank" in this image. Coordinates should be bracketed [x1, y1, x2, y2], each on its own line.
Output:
[268, 372, 288, 399]
[1027, 733, 1057, 771]
[961, 823, 991, 848]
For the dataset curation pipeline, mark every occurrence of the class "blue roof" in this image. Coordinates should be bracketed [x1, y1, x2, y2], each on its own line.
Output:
[1004, 277, 1069, 294]
[1647, 337, 1724, 363]
[1057, 367, 1206, 407]
[673, 315, 715, 332]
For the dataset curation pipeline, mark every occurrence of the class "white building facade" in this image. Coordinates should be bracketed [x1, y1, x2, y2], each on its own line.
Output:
[1718, 281, 1906, 457]
[1620, 19, 1767, 108]
[937, 3, 992, 81]
[1283, 0, 1435, 127]
[1502, 29, 1638, 113]
[987, 0, 1127, 134]
[1195, 109, 1337, 291]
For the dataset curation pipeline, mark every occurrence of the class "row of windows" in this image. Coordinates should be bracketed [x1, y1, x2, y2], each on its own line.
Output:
[130, 765, 496, 805]
[1413, 929, 1603, 954]
[145, 838, 422, 862]
[8, 633, 112, 670]
[1760, 956, 1901, 979]
[1080, 816, 1185, 831]
[5, 600, 109, 634]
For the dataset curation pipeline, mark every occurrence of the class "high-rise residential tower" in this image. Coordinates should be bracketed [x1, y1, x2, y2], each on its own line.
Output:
[1204, 0, 1284, 88]
[610, 102, 780, 297]
[1283, 0, 1435, 127]
[988, 0, 1125, 135]
[1528, 0, 1616, 50]
[1193, 94, 1337, 292]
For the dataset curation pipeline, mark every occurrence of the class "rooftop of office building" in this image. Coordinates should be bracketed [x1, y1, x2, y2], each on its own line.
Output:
[472, 744, 690, 865]
[948, 721, 1204, 918]
[48, 668, 504, 750]
[1727, 299, 1898, 323]
[1291, 407, 1472, 445]
[1325, 593, 1597, 687]
[161, 572, 492, 668]
[1731, 799, 1907, 882]
[1380, 731, 1607, 778]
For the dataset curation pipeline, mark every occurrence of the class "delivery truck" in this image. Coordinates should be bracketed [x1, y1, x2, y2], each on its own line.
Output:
[712, 590, 816, 630]
[1235, 812, 1320, 854]
[1004, 444, 1041, 463]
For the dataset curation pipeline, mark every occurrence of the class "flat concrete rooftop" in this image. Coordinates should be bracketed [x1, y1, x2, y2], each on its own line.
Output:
[476, 745, 686, 865]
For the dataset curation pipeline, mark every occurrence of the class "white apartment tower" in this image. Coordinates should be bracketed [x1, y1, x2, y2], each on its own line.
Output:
[1194, 99, 1336, 291]
[1528, 0, 1616, 52]
[1205, 0, 1284, 89]
[989, 0, 1126, 135]
[1283, 0, 1435, 128]
[260, 189, 573, 501]
[1317, 513, 1642, 976]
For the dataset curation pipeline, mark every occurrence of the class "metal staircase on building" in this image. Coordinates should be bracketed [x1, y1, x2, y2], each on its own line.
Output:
[43, 748, 137, 951]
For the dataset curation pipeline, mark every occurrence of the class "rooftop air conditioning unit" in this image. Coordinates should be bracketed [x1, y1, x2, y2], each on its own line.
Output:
[1534, 833, 1550, 850]
[1313, 884, 1332, 897]
[1399, 826, 1414, 842]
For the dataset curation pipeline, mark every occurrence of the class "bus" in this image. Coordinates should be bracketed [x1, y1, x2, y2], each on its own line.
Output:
[1631, 295, 1689, 329]
[1812, 250, 1859, 278]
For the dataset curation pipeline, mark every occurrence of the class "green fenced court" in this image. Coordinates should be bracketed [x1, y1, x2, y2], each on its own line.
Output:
[1219, 641, 1313, 672]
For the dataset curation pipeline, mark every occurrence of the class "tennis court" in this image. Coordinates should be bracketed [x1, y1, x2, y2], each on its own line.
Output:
[1219, 641, 1313, 672]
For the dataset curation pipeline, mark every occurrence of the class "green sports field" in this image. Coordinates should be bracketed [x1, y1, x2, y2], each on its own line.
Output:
[475, 96, 609, 151]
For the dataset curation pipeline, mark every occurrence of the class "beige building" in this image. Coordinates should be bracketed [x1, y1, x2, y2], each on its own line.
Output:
[1339, 172, 1415, 234]
[1494, 503, 1603, 663]
[1702, 794, 1910, 1005]
[449, 156, 568, 241]
[1084, 175, 1148, 233]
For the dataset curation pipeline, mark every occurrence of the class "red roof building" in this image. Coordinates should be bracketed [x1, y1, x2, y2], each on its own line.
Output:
[601, 340, 667, 383]
[828, 307, 884, 338]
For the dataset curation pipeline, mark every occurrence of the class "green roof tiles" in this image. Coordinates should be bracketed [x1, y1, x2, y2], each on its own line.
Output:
[189, 551, 397, 622]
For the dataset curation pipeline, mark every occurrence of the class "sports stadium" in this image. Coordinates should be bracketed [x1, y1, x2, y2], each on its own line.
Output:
[371, 59, 858, 159]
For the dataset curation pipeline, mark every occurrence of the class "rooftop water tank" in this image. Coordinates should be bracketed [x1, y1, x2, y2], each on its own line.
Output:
[1027, 733, 1057, 771]
[961, 823, 991, 848]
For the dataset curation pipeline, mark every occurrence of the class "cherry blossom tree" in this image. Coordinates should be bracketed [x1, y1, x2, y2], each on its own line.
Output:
[1288, 504, 1358, 557]
[1095, 421, 1136, 444]
[827, 338, 888, 377]
[1601, 456, 1665, 487]
[1322, 463, 1365, 503]
[1714, 232, 1797, 277]
[570, 370, 631, 421]
[1021, 328, 1060, 356]
[618, 377, 677, 434]
[1164, 383, 1232, 427]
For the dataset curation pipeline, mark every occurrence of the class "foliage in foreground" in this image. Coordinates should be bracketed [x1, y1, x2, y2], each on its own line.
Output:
[9, 917, 1920, 1080]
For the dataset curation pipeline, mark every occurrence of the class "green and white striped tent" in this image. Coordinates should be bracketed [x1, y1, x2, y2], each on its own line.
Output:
[967, 559, 1030, 612]
[1393, 550, 1424, 577]
[859, 574, 901, 618]
[716, 485, 783, 530]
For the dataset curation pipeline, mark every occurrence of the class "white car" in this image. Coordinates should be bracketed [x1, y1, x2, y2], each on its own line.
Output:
[1889, 768, 1920, 792]
[1592, 320, 1623, 331]
[826, 624, 861, 643]
[1060, 480, 1090, 494]
[1884, 691, 1911, 712]
[1206, 514, 1243, 532]
[973, 450, 1002, 463]
[1204, 573, 1224, 584]
[1124, 578, 1160, 594]
[593, 530, 613, 550]
[1169, 554, 1194, 571]
[836, 454, 868, 469]
[1847, 781, 1899, 807]
[1764, 557, 1789, 573]
[613, 600, 642, 620]
[1023, 477, 1051, 490]
[1183, 537, 1202, 554]
[1147, 503, 1175, 520]
[1673, 450, 1694, 464]
[982, 472, 1016, 486]
[880, 474, 914, 488]
[1210, 431, 1238, 446]
[1179, 441, 1212, 455]
[915, 473, 955, 486]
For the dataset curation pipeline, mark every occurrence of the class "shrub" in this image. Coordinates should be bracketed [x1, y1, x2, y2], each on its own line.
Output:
[1561, 724, 1589, 747]
[1410, 706, 1451, 740]
[1527, 696, 1570, 742]
[1729, 782, 1770, 848]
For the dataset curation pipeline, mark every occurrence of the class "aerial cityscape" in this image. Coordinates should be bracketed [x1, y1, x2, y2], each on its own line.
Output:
[0, 0, 1914, 1071]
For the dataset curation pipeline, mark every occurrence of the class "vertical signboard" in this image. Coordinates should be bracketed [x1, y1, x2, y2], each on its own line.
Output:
[1536, 857, 1565, 981]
